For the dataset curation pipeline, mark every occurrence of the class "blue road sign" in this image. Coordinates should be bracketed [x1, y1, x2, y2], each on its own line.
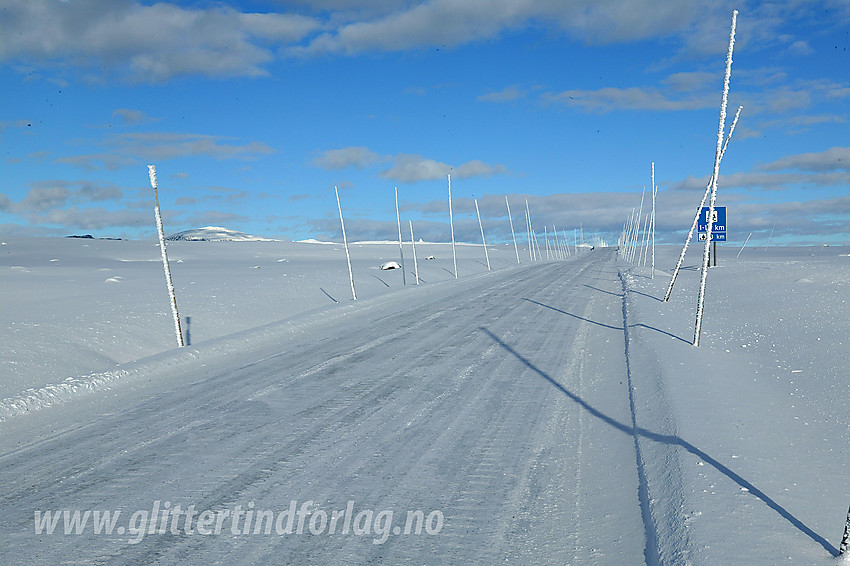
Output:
[698, 206, 726, 242]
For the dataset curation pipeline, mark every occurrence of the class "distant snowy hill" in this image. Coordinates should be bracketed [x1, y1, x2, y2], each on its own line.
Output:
[165, 226, 275, 242]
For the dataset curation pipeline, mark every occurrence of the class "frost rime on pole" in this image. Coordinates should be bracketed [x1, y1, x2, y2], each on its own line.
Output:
[552, 226, 563, 260]
[474, 199, 491, 271]
[651, 162, 657, 277]
[632, 187, 645, 264]
[335, 186, 357, 301]
[505, 196, 520, 263]
[664, 104, 742, 302]
[525, 199, 538, 261]
[448, 174, 458, 278]
[736, 232, 752, 258]
[694, 9, 738, 347]
[147, 165, 184, 348]
[395, 187, 406, 285]
[409, 220, 419, 285]
[840, 503, 850, 555]
[524, 201, 533, 261]
[765, 223, 776, 250]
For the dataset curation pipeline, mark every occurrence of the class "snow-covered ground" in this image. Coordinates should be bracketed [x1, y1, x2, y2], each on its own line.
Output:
[1, 236, 519, 399]
[1, 238, 848, 564]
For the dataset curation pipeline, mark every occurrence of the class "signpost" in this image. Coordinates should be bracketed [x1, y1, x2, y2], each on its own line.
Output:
[697, 206, 726, 241]
[698, 206, 726, 267]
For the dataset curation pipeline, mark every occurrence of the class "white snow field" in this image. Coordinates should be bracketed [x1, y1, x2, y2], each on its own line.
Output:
[1, 237, 848, 565]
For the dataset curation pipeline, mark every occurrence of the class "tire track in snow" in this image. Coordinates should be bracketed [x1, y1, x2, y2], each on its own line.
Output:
[620, 268, 691, 565]
[620, 269, 663, 565]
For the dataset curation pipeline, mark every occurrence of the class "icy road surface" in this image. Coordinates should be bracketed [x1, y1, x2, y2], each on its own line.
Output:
[2, 249, 659, 564]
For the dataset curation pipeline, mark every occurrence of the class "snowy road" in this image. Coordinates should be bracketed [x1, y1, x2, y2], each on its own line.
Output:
[2, 249, 665, 564]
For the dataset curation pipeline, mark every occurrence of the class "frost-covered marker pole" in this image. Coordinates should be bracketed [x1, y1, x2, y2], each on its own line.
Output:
[335, 186, 357, 301]
[839, 503, 850, 555]
[448, 173, 458, 278]
[632, 187, 645, 264]
[525, 199, 534, 261]
[505, 196, 520, 263]
[394, 187, 406, 285]
[663, 104, 742, 302]
[765, 223, 776, 251]
[736, 232, 752, 258]
[639, 213, 650, 266]
[651, 162, 657, 277]
[524, 201, 533, 261]
[474, 198, 491, 271]
[694, 9, 738, 347]
[147, 165, 184, 348]
[409, 220, 419, 285]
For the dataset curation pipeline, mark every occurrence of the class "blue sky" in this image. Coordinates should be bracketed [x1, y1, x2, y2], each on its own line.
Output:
[1, 0, 849, 245]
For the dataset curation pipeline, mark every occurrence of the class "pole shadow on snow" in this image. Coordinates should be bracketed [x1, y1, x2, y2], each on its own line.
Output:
[372, 275, 390, 288]
[319, 287, 339, 303]
[480, 327, 840, 558]
[523, 298, 688, 344]
[521, 298, 623, 331]
[582, 284, 622, 298]
[627, 288, 664, 303]
[631, 323, 690, 345]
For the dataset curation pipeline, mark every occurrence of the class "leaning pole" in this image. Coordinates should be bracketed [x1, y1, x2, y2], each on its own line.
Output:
[147, 165, 184, 348]
[664, 105, 742, 302]
[694, 9, 738, 347]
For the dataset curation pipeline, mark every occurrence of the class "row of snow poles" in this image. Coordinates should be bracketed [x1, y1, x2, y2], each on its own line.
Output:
[448, 174, 581, 278]
[334, 175, 586, 299]
[618, 162, 658, 275]
[147, 167, 588, 326]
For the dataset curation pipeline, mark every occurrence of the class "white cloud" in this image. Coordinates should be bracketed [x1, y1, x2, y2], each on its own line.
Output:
[27, 206, 152, 230]
[57, 132, 275, 171]
[478, 85, 526, 103]
[542, 86, 715, 113]
[290, 0, 708, 57]
[2, 0, 841, 88]
[378, 154, 507, 183]
[787, 40, 815, 56]
[0, 0, 319, 81]
[312, 146, 387, 169]
[760, 147, 850, 172]
[8, 181, 125, 213]
[310, 146, 507, 182]
[112, 108, 154, 126]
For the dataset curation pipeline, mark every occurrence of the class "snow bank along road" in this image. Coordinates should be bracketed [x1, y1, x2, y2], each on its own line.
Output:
[0, 249, 732, 563]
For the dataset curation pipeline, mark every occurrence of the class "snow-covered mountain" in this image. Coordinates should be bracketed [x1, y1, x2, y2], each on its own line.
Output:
[165, 226, 275, 242]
